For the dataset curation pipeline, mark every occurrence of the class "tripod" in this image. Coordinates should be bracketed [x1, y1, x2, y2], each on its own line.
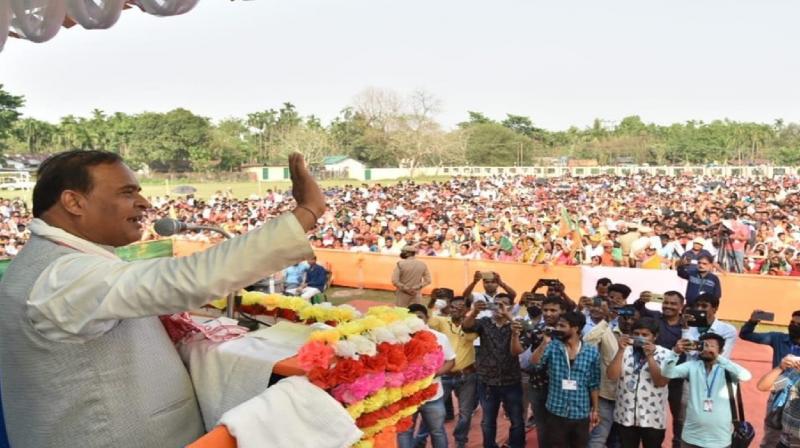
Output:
[715, 231, 743, 273]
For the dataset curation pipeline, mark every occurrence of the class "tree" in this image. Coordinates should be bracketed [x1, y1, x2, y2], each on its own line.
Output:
[0, 85, 24, 151]
[464, 122, 530, 166]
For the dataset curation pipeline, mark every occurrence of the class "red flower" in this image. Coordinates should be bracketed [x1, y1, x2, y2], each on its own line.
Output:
[333, 358, 365, 384]
[404, 331, 439, 363]
[307, 367, 337, 390]
[361, 352, 388, 374]
[383, 344, 408, 372]
[396, 416, 414, 433]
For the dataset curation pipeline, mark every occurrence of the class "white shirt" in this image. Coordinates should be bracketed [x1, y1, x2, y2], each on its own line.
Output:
[429, 328, 456, 401]
[682, 318, 738, 360]
[613, 346, 671, 429]
[26, 214, 313, 343]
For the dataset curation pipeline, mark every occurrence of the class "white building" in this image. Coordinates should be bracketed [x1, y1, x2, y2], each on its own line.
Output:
[322, 156, 365, 180]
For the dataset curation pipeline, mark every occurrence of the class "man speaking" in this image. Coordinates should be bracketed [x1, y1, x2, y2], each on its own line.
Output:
[0, 151, 325, 448]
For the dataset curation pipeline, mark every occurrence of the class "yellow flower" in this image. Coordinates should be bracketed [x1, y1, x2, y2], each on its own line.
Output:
[308, 329, 340, 345]
[352, 439, 374, 448]
[346, 401, 365, 420]
[386, 387, 402, 404]
[208, 298, 227, 309]
[337, 320, 366, 337]
[363, 389, 388, 413]
[241, 291, 268, 306]
[298, 304, 327, 322]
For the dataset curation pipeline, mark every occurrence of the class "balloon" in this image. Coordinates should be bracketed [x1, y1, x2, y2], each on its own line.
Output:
[66, 0, 125, 29]
[138, 0, 199, 17]
[9, 0, 66, 43]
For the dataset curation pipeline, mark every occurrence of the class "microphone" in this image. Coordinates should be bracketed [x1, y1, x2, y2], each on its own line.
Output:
[154, 218, 189, 237]
[153, 218, 234, 239]
[153, 217, 236, 318]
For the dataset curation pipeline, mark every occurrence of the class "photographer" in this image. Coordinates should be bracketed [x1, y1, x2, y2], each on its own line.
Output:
[756, 354, 800, 448]
[462, 270, 517, 310]
[519, 295, 569, 448]
[531, 311, 601, 448]
[607, 317, 671, 448]
[633, 291, 687, 448]
[462, 295, 526, 448]
[663, 333, 752, 448]
[677, 254, 721, 306]
[427, 296, 479, 448]
[681, 293, 737, 360]
[532, 278, 576, 312]
[740, 309, 800, 448]
[583, 296, 621, 448]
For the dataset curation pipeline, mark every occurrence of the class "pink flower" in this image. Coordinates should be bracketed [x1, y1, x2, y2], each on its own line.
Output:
[384, 372, 405, 388]
[331, 372, 386, 404]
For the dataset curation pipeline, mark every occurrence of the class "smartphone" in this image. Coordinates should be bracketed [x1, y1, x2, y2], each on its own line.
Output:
[544, 328, 564, 339]
[632, 336, 648, 347]
[592, 296, 603, 307]
[541, 279, 560, 288]
[687, 310, 709, 327]
[753, 311, 776, 322]
[485, 302, 498, 311]
[615, 306, 636, 317]
[685, 340, 701, 351]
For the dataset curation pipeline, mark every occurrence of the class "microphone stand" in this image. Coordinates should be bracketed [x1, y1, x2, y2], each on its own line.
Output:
[196, 226, 237, 319]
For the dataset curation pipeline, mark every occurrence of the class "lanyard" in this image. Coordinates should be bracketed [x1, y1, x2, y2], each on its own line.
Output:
[632, 350, 647, 374]
[562, 341, 582, 380]
[705, 365, 720, 399]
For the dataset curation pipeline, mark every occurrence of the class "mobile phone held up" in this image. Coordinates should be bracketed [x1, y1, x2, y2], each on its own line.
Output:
[753, 311, 775, 322]
[686, 310, 709, 327]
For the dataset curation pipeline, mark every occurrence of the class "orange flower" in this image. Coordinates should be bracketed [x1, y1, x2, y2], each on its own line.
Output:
[298, 340, 335, 372]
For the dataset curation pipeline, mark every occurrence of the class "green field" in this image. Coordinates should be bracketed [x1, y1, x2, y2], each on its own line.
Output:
[0, 176, 452, 203]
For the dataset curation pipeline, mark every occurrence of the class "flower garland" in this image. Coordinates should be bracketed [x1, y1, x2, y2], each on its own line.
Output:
[293, 304, 444, 447]
[208, 291, 361, 324]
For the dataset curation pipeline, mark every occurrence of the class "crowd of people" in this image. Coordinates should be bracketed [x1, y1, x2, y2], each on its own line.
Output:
[4, 173, 800, 276]
[398, 272, 799, 448]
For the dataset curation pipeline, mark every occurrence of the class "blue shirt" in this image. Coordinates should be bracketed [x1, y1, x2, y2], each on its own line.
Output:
[305, 264, 328, 290]
[677, 264, 721, 306]
[662, 353, 752, 448]
[740, 320, 800, 368]
[536, 339, 600, 420]
[283, 262, 309, 288]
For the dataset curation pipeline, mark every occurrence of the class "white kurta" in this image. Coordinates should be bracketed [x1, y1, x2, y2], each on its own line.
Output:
[26, 213, 314, 343]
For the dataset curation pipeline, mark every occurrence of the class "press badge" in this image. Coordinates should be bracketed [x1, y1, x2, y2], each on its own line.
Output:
[562, 379, 578, 391]
[703, 399, 713, 412]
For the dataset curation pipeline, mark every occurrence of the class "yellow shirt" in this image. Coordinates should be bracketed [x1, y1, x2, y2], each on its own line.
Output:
[428, 316, 478, 372]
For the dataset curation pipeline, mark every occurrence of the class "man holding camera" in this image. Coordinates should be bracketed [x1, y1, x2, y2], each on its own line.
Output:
[519, 295, 569, 448]
[663, 333, 752, 448]
[740, 309, 800, 448]
[462, 295, 526, 448]
[531, 311, 601, 448]
[428, 296, 479, 448]
[681, 293, 737, 360]
[463, 270, 518, 306]
[607, 317, 671, 448]
[584, 295, 622, 448]
[634, 290, 688, 448]
[677, 254, 721, 307]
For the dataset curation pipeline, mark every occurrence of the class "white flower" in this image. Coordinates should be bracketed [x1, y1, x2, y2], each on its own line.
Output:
[334, 339, 358, 359]
[369, 327, 398, 344]
[404, 316, 426, 333]
[389, 321, 412, 344]
[349, 335, 377, 357]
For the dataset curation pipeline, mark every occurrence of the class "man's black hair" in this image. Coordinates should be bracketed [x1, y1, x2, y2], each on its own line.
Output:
[542, 296, 567, 310]
[33, 150, 123, 218]
[632, 317, 660, 336]
[608, 283, 632, 299]
[596, 278, 612, 288]
[561, 310, 586, 332]
[408, 304, 428, 317]
[695, 293, 720, 309]
[699, 332, 725, 351]
[698, 254, 714, 264]
[663, 290, 685, 303]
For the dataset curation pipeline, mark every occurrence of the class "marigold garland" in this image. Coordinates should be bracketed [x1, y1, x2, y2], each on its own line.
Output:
[209, 291, 362, 324]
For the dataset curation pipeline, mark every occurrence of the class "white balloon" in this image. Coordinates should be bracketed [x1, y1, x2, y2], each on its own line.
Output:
[9, 0, 66, 43]
[138, 0, 199, 17]
[0, 0, 11, 52]
[66, 0, 124, 29]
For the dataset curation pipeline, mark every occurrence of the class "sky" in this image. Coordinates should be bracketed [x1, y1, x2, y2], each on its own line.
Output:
[1, 0, 799, 130]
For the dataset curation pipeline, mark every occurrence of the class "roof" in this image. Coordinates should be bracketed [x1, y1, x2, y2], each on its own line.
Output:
[323, 156, 352, 165]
